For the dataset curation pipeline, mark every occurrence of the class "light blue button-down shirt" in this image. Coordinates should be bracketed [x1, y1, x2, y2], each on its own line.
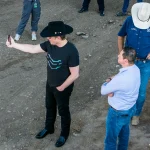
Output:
[101, 65, 140, 110]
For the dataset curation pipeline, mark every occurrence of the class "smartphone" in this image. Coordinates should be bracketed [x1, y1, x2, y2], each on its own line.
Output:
[8, 35, 11, 44]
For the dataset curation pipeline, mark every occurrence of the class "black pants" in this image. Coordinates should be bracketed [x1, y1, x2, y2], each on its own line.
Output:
[82, 0, 105, 11]
[45, 81, 74, 139]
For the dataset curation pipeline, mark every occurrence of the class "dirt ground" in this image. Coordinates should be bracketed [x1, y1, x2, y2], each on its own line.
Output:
[0, 0, 150, 149]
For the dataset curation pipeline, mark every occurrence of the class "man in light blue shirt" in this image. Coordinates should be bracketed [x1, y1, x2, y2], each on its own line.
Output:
[118, 2, 150, 126]
[101, 47, 140, 150]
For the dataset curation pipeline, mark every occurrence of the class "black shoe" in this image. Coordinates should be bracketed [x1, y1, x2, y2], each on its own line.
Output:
[116, 11, 127, 17]
[55, 136, 66, 147]
[78, 7, 88, 13]
[100, 11, 105, 16]
[35, 128, 54, 139]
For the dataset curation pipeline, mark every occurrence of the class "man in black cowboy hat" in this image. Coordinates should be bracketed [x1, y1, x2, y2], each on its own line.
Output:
[6, 21, 79, 147]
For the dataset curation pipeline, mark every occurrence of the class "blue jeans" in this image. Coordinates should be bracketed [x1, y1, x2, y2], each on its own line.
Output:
[122, 0, 142, 13]
[16, 0, 41, 35]
[134, 60, 150, 116]
[105, 105, 135, 150]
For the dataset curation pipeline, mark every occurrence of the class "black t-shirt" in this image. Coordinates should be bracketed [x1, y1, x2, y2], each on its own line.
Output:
[40, 41, 79, 87]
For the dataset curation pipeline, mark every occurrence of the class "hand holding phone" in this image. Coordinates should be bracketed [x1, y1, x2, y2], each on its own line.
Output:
[8, 35, 11, 45]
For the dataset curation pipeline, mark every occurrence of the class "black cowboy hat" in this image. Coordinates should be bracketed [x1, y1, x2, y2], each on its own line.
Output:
[40, 21, 73, 37]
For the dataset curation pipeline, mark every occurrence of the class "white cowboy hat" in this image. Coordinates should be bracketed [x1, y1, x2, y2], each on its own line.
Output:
[131, 2, 150, 29]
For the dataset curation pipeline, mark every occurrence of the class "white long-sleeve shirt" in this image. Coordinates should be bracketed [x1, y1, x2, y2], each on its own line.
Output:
[101, 65, 140, 110]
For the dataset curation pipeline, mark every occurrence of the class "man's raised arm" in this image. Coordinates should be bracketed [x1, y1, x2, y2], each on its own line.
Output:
[6, 36, 45, 54]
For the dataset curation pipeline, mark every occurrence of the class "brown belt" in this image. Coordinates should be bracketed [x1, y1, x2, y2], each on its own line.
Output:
[135, 57, 147, 62]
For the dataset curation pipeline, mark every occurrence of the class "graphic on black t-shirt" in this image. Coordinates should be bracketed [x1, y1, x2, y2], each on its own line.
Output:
[46, 54, 62, 69]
